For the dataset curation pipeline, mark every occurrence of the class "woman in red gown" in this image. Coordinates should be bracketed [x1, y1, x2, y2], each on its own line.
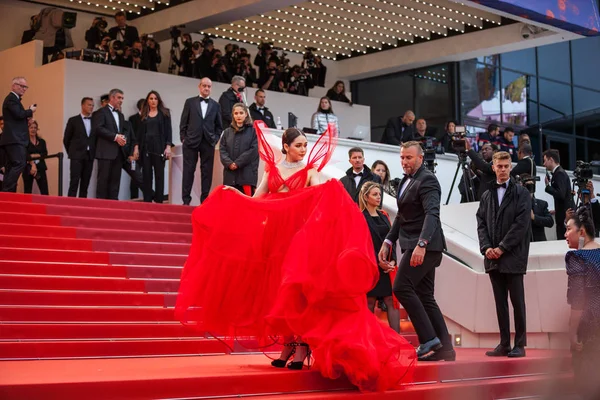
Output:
[175, 122, 416, 391]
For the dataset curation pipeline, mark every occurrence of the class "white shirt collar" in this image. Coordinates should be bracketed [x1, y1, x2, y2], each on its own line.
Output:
[552, 165, 559, 174]
[11, 91, 20, 99]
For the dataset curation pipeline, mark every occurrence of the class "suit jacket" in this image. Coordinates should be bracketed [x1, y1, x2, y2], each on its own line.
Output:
[249, 103, 276, 129]
[121, 120, 138, 158]
[386, 165, 446, 252]
[138, 111, 173, 155]
[545, 166, 575, 222]
[382, 117, 414, 146]
[340, 165, 381, 204]
[218, 88, 241, 128]
[467, 149, 496, 200]
[531, 197, 553, 242]
[92, 105, 126, 160]
[108, 25, 139, 47]
[511, 156, 536, 179]
[476, 179, 531, 274]
[128, 113, 142, 139]
[179, 96, 223, 149]
[63, 115, 94, 160]
[0, 93, 33, 147]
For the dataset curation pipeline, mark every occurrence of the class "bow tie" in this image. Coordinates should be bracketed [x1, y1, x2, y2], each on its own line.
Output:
[494, 182, 508, 189]
[83, 116, 91, 120]
[109, 107, 118, 113]
[200, 98, 209, 103]
[404, 173, 413, 179]
[353, 172, 363, 178]
[257, 107, 264, 112]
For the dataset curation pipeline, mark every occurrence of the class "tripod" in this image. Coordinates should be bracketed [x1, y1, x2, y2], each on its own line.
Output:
[445, 152, 477, 205]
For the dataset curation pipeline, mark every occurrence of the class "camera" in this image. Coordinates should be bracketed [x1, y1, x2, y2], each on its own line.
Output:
[131, 48, 141, 59]
[517, 174, 540, 194]
[304, 46, 317, 69]
[94, 17, 107, 30]
[450, 125, 468, 154]
[170, 25, 184, 39]
[573, 160, 594, 193]
[258, 41, 273, 52]
[417, 136, 437, 173]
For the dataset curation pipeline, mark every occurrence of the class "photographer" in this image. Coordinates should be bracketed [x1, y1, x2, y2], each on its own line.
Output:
[511, 144, 537, 190]
[128, 40, 149, 70]
[254, 42, 273, 78]
[86, 17, 108, 50]
[187, 41, 204, 78]
[259, 60, 284, 92]
[198, 39, 215, 78]
[218, 76, 246, 128]
[566, 179, 600, 238]
[209, 52, 232, 84]
[312, 56, 327, 87]
[520, 173, 553, 242]
[465, 139, 497, 200]
[108, 11, 139, 47]
[302, 47, 324, 87]
[235, 54, 257, 87]
[439, 121, 456, 154]
[107, 39, 124, 66]
[145, 37, 161, 72]
[286, 65, 314, 97]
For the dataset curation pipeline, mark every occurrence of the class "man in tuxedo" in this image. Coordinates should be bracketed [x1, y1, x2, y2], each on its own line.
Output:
[180, 78, 223, 205]
[543, 149, 575, 238]
[519, 174, 553, 242]
[379, 141, 454, 362]
[382, 110, 415, 145]
[218, 76, 246, 128]
[64, 97, 95, 198]
[476, 151, 531, 358]
[92, 88, 133, 200]
[128, 98, 145, 199]
[249, 89, 276, 129]
[108, 11, 139, 47]
[1, 77, 36, 192]
[340, 147, 380, 204]
[511, 144, 536, 183]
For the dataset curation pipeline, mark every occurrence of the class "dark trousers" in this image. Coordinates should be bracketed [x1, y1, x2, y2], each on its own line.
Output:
[555, 209, 566, 239]
[489, 270, 527, 348]
[182, 137, 214, 204]
[1, 144, 27, 193]
[393, 250, 452, 349]
[122, 158, 148, 199]
[23, 169, 49, 195]
[142, 153, 165, 203]
[68, 155, 94, 198]
[96, 152, 124, 200]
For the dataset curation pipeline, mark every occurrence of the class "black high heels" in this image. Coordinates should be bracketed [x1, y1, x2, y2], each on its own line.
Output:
[271, 343, 296, 368]
[287, 343, 312, 370]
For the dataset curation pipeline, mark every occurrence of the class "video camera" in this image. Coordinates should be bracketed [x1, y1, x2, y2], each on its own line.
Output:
[573, 160, 594, 193]
[417, 136, 437, 173]
[516, 174, 541, 194]
[451, 125, 468, 154]
[93, 17, 107, 30]
[304, 46, 317, 69]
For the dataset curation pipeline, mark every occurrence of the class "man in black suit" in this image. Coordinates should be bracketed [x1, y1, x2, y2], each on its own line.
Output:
[1, 77, 36, 192]
[543, 149, 575, 239]
[339, 147, 380, 203]
[511, 144, 536, 183]
[64, 97, 95, 198]
[128, 98, 145, 199]
[379, 141, 454, 362]
[520, 174, 553, 242]
[466, 140, 497, 200]
[249, 89, 276, 129]
[382, 110, 415, 145]
[92, 88, 132, 200]
[108, 11, 139, 47]
[476, 151, 531, 358]
[218, 76, 246, 128]
[180, 77, 223, 204]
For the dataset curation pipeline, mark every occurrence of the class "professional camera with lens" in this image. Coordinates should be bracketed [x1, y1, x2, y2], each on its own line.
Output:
[573, 160, 594, 189]
[451, 125, 468, 154]
[304, 46, 317, 69]
[131, 48, 141, 59]
[518, 174, 541, 194]
[94, 17, 107, 30]
[417, 136, 437, 172]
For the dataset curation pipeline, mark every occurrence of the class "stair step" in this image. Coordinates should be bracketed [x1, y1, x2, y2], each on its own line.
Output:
[0, 305, 177, 322]
[0, 261, 182, 279]
[0, 275, 180, 293]
[61, 215, 192, 233]
[0, 290, 176, 307]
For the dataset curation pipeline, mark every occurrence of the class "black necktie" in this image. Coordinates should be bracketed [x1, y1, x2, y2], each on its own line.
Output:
[495, 182, 507, 189]
[200, 98, 209, 103]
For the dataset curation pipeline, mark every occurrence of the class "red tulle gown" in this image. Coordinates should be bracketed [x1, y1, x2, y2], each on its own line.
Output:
[175, 122, 416, 391]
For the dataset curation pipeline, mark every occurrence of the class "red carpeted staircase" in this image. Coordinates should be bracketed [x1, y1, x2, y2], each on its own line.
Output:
[0, 193, 575, 400]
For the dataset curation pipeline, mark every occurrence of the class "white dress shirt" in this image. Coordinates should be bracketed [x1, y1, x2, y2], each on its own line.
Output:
[398, 177, 412, 198]
[496, 180, 508, 205]
[353, 168, 364, 187]
[108, 105, 120, 138]
[199, 96, 209, 118]
[81, 114, 92, 150]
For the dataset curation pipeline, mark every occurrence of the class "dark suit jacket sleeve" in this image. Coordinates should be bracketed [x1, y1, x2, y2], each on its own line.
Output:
[164, 115, 173, 146]
[40, 138, 48, 158]
[6, 95, 33, 120]
[510, 158, 533, 178]
[476, 194, 493, 254]
[533, 200, 554, 228]
[383, 118, 401, 146]
[545, 171, 571, 202]
[215, 104, 223, 135]
[468, 149, 494, 175]
[418, 174, 442, 243]
[219, 131, 233, 168]
[499, 189, 532, 253]
[234, 130, 258, 168]
[218, 93, 232, 127]
[386, 214, 401, 244]
[179, 99, 190, 143]
[63, 117, 75, 152]
[92, 109, 116, 142]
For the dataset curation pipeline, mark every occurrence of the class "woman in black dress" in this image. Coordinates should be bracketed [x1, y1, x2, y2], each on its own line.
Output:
[138, 91, 173, 203]
[219, 103, 259, 195]
[23, 119, 49, 195]
[359, 181, 400, 333]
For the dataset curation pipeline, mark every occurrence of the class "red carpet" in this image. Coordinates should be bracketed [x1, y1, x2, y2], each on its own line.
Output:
[0, 193, 575, 399]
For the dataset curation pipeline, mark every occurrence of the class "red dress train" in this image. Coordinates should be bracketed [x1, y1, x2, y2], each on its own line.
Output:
[175, 122, 416, 391]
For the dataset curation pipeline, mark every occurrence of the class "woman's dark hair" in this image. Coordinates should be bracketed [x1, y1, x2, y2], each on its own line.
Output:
[569, 207, 596, 239]
[445, 121, 456, 132]
[281, 128, 306, 155]
[231, 102, 252, 128]
[330, 80, 345, 93]
[371, 160, 390, 186]
[317, 96, 334, 114]
[141, 90, 170, 120]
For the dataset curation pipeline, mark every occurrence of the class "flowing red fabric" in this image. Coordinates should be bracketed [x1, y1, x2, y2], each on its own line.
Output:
[175, 122, 416, 391]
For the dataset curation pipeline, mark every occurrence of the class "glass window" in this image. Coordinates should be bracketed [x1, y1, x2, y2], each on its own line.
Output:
[589, 140, 600, 162]
[573, 87, 600, 116]
[460, 60, 501, 124]
[415, 65, 451, 137]
[537, 42, 571, 83]
[501, 70, 529, 126]
[576, 139, 587, 163]
[571, 36, 600, 91]
[538, 78, 572, 126]
[528, 77, 538, 125]
[501, 47, 536, 75]
[476, 55, 499, 67]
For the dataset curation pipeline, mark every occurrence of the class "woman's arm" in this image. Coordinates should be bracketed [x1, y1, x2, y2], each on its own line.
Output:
[308, 168, 320, 187]
[253, 171, 270, 197]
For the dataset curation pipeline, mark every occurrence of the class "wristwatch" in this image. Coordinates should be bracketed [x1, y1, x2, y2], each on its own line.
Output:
[418, 240, 427, 248]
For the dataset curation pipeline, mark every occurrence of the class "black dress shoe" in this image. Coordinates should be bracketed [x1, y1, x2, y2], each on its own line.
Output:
[507, 346, 526, 358]
[485, 344, 511, 357]
[416, 337, 442, 357]
[418, 348, 456, 362]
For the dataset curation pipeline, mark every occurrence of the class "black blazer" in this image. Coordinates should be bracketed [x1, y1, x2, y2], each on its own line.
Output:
[63, 115, 94, 160]
[248, 103, 276, 129]
[219, 124, 259, 187]
[386, 165, 446, 252]
[138, 111, 173, 155]
[340, 165, 381, 204]
[531, 197, 553, 242]
[476, 179, 531, 274]
[468, 149, 496, 200]
[92, 105, 126, 160]
[545, 166, 575, 220]
[179, 96, 223, 148]
[108, 25, 139, 47]
[0, 93, 33, 147]
[511, 157, 536, 179]
[218, 88, 240, 128]
[382, 117, 414, 146]
[128, 113, 142, 139]
[26, 137, 48, 172]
